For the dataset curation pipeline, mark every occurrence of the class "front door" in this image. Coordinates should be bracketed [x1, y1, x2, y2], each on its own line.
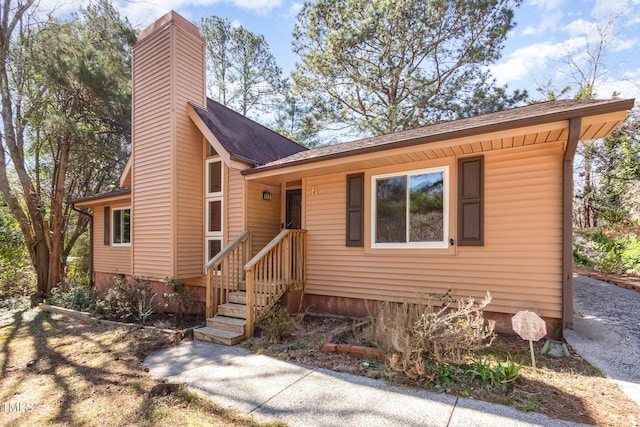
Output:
[286, 189, 302, 229]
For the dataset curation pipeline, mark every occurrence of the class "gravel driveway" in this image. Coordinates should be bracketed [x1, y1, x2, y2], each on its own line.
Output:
[564, 275, 640, 405]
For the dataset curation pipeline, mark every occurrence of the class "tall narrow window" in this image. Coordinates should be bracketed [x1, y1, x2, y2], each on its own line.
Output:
[205, 156, 224, 262]
[372, 167, 448, 248]
[112, 207, 131, 246]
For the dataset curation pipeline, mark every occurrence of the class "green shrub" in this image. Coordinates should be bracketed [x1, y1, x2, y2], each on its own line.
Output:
[162, 278, 204, 326]
[621, 237, 640, 272]
[47, 279, 96, 312]
[580, 229, 639, 274]
[0, 205, 35, 298]
[259, 305, 293, 342]
[95, 276, 157, 324]
[572, 241, 593, 267]
[596, 249, 625, 274]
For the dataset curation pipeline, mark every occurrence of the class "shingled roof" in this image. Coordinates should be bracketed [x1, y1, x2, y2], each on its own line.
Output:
[190, 98, 308, 166]
[244, 98, 635, 175]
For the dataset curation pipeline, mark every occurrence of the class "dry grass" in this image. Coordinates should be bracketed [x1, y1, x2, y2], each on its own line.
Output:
[0, 305, 284, 427]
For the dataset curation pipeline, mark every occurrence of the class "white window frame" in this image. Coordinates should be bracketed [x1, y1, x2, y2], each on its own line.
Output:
[112, 207, 131, 247]
[370, 166, 449, 249]
[206, 157, 224, 196]
[205, 157, 224, 263]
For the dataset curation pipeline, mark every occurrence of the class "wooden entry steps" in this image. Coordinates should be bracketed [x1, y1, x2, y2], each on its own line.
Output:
[199, 229, 306, 345]
[194, 288, 247, 345]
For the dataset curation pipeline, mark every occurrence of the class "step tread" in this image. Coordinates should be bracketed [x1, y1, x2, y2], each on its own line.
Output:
[207, 316, 246, 326]
[219, 303, 246, 309]
[194, 326, 243, 339]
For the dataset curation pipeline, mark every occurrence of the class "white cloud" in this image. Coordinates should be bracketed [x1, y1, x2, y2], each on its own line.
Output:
[491, 41, 569, 85]
[111, 0, 283, 29]
[521, 11, 564, 36]
[529, 0, 567, 12]
[284, 2, 303, 19]
[563, 18, 600, 38]
[232, 0, 282, 11]
[613, 37, 640, 52]
[591, 0, 629, 19]
[596, 73, 640, 100]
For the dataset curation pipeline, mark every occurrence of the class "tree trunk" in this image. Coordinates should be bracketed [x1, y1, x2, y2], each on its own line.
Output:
[47, 138, 70, 292]
[31, 237, 51, 304]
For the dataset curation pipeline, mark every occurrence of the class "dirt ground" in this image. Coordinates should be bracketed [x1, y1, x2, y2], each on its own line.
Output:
[244, 313, 640, 427]
[0, 306, 283, 427]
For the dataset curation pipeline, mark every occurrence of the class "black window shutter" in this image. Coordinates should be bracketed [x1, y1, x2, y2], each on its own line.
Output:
[346, 173, 364, 247]
[104, 207, 110, 246]
[458, 156, 484, 246]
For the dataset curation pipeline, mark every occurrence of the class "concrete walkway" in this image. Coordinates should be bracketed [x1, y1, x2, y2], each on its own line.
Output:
[145, 341, 589, 427]
[565, 275, 640, 406]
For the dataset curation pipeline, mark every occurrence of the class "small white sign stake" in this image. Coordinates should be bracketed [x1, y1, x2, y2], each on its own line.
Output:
[511, 310, 547, 369]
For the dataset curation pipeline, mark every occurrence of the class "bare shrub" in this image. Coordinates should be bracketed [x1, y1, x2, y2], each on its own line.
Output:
[259, 305, 293, 342]
[374, 292, 495, 380]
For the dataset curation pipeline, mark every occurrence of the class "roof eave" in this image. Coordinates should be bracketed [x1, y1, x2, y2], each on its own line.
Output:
[71, 189, 132, 207]
[243, 98, 636, 176]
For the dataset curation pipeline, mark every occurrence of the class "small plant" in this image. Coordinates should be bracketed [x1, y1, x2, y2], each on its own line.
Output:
[259, 305, 293, 342]
[430, 363, 457, 391]
[95, 276, 157, 324]
[464, 355, 520, 389]
[46, 279, 96, 312]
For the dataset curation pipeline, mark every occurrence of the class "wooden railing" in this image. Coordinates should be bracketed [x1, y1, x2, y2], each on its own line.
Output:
[205, 230, 251, 318]
[244, 229, 306, 337]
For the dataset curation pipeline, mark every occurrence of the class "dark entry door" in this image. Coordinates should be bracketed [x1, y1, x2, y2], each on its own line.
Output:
[286, 189, 302, 229]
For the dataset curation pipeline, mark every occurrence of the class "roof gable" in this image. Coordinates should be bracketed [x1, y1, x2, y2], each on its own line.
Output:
[190, 98, 308, 166]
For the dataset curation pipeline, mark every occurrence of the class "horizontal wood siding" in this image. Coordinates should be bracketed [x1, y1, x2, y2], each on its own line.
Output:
[303, 142, 564, 319]
[132, 28, 173, 278]
[247, 181, 281, 257]
[93, 202, 131, 275]
[174, 26, 205, 278]
[227, 166, 244, 243]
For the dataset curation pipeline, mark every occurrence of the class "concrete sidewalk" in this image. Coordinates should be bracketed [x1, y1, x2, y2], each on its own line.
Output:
[144, 341, 588, 427]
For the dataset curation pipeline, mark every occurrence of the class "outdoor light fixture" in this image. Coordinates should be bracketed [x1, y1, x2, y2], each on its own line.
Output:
[262, 191, 272, 201]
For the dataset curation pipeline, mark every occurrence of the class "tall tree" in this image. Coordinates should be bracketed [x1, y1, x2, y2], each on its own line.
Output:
[558, 17, 618, 227]
[292, 0, 525, 136]
[0, 0, 134, 300]
[200, 16, 282, 118]
[593, 108, 640, 225]
[272, 80, 326, 148]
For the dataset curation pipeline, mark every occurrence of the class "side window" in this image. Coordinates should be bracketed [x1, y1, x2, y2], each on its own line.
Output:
[112, 207, 131, 245]
[371, 167, 449, 248]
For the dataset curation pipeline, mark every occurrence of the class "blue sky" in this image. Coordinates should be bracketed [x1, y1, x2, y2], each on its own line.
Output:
[49, 0, 640, 102]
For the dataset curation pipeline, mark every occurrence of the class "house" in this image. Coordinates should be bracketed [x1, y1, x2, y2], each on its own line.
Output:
[73, 11, 635, 345]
